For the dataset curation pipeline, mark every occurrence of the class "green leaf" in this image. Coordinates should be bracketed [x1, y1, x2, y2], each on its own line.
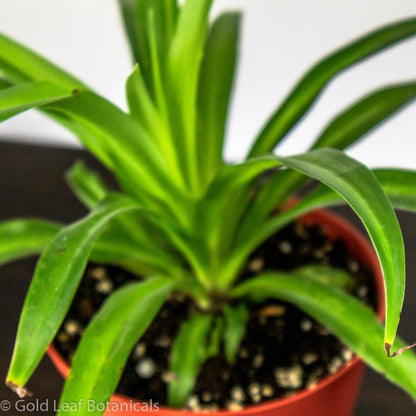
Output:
[118, 0, 178, 98]
[219, 150, 405, 352]
[0, 32, 85, 90]
[69, 162, 208, 288]
[313, 82, 416, 150]
[0, 78, 12, 89]
[126, 64, 159, 132]
[0, 216, 174, 276]
[372, 169, 416, 211]
[0, 81, 74, 122]
[240, 165, 416, 251]
[271, 150, 405, 350]
[232, 272, 416, 400]
[126, 65, 185, 188]
[168, 313, 213, 408]
[45, 91, 188, 218]
[6, 194, 148, 389]
[195, 158, 279, 283]
[248, 17, 416, 157]
[46, 92, 164, 187]
[118, 0, 149, 67]
[165, 0, 213, 192]
[197, 12, 241, 183]
[0, 219, 61, 266]
[92, 234, 173, 276]
[293, 168, 416, 216]
[223, 304, 249, 365]
[65, 161, 109, 209]
[151, 0, 179, 60]
[67, 165, 203, 287]
[57, 278, 173, 416]
[238, 169, 306, 240]
[295, 265, 356, 292]
[230, 167, 416, 295]
[205, 317, 223, 359]
[66, 161, 184, 274]
[43, 110, 117, 169]
[243, 79, 416, 227]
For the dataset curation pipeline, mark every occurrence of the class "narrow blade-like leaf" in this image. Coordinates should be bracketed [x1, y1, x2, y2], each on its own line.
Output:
[271, 150, 405, 350]
[243, 82, 416, 229]
[0, 81, 74, 122]
[46, 92, 164, 185]
[6, 195, 146, 390]
[65, 161, 108, 209]
[313, 82, 416, 150]
[165, 0, 213, 191]
[0, 219, 60, 266]
[233, 272, 416, 399]
[223, 304, 249, 365]
[219, 150, 404, 352]
[290, 168, 416, 218]
[118, 0, 178, 98]
[372, 169, 416, 211]
[195, 158, 279, 280]
[117, 0, 148, 67]
[126, 65, 185, 188]
[45, 91, 186, 213]
[248, 18, 416, 157]
[126, 64, 159, 132]
[168, 313, 213, 408]
[66, 161, 183, 272]
[197, 12, 241, 182]
[0, 217, 173, 276]
[58, 278, 173, 416]
[43, 110, 116, 169]
[0, 78, 12, 89]
[238, 169, 306, 240]
[0, 32, 85, 90]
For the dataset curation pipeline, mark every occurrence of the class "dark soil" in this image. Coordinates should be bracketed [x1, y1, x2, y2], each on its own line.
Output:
[54, 221, 377, 411]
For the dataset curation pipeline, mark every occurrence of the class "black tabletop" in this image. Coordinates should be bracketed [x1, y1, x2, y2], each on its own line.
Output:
[0, 141, 415, 415]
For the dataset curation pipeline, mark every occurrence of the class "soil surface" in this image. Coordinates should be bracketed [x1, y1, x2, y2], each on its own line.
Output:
[54, 221, 377, 411]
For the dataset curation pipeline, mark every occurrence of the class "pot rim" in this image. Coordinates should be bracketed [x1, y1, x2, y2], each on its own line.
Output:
[47, 207, 385, 415]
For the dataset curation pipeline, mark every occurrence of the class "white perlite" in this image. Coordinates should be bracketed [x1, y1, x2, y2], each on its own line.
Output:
[328, 357, 344, 374]
[135, 357, 157, 379]
[230, 386, 246, 403]
[89, 266, 107, 280]
[64, 320, 80, 336]
[300, 318, 313, 332]
[133, 342, 146, 359]
[278, 240, 292, 254]
[248, 257, 265, 273]
[226, 401, 243, 411]
[262, 384, 274, 397]
[302, 352, 318, 365]
[95, 278, 113, 294]
[341, 348, 354, 362]
[274, 365, 303, 389]
[253, 353, 264, 368]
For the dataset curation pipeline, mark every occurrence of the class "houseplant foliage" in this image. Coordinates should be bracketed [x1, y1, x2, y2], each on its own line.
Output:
[1, 0, 416, 413]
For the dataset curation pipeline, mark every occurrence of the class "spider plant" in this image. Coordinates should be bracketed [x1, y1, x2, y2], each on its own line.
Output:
[1, 0, 416, 413]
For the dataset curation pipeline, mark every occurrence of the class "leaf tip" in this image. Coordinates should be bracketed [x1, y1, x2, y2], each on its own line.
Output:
[385, 342, 416, 358]
[6, 380, 33, 398]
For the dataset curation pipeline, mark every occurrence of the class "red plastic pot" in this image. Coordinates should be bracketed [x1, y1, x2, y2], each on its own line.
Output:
[48, 208, 385, 416]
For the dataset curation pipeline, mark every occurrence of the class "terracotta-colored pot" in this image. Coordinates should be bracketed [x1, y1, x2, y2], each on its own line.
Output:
[48, 208, 385, 416]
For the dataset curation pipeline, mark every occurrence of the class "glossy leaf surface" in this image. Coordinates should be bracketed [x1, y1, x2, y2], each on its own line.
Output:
[58, 278, 173, 416]
[233, 272, 416, 399]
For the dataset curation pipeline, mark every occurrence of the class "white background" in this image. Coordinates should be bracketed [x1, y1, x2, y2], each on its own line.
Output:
[0, 0, 415, 168]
